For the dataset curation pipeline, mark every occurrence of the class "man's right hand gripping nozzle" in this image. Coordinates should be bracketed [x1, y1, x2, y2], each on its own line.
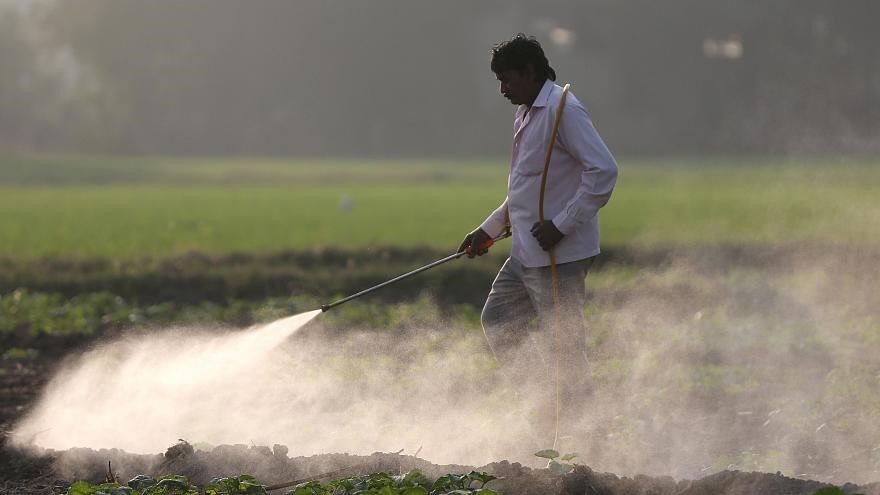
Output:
[458, 228, 493, 258]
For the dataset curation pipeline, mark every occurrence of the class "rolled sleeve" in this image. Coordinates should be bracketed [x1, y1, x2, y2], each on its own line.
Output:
[479, 197, 510, 238]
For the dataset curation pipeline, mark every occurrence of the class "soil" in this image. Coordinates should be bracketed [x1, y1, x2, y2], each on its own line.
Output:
[2, 359, 879, 495]
[3, 246, 880, 494]
[2, 437, 879, 495]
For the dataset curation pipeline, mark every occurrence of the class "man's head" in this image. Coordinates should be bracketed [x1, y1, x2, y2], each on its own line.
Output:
[490, 33, 556, 106]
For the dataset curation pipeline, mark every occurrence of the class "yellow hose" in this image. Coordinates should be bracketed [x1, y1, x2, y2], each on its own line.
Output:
[538, 83, 570, 449]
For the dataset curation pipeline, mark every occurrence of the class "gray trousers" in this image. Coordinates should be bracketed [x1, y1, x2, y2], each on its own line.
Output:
[481, 256, 595, 409]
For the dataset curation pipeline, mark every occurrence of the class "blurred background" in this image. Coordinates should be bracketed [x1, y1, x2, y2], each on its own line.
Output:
[2, 0, 879, 157]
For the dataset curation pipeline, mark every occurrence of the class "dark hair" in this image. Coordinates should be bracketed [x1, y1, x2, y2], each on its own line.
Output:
[490, 33, 557, 81]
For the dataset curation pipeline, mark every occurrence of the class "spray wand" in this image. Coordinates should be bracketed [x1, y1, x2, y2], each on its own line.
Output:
[320, 229, 510, 312]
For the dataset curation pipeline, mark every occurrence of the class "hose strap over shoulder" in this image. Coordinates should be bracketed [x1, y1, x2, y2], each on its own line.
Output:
[538, 82, 570, 450]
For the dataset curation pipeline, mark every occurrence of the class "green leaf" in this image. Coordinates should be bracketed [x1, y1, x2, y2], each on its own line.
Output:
[239, 480, 268, 495]
[66, 482, 133, 495]
[328, 477, 355, 490]
[431, 474, 466, 491]
[548, 460, 574, 476]
[205, 476, 237, 495]
[97, 488, 135, 495]
[560, 453, 578, 461]
[128, 475, 156, 492]
[812, 488, 846, 495]
[289, 480, 325, 495]
[474, 489, 499, 495]
[534, 449, 560, 459]
[402, 487, 428, 495]
[365, 472, 394, 488]
[394, 469, 428, 487]
[145, 476, 197, 495]
[67, 481, 96, 495]
[465, 472, 497, 487]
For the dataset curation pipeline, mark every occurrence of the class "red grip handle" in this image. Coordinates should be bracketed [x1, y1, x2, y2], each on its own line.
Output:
[478, 238, 495, 250]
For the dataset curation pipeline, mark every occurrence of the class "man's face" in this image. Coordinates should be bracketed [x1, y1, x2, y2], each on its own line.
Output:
[495, 66, 541, 106]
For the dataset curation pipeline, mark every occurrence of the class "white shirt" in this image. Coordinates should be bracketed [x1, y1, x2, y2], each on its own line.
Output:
[480, 79, 618, 268]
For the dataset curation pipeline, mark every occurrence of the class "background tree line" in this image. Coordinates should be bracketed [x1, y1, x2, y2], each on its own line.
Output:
[1, 0, 878, 156]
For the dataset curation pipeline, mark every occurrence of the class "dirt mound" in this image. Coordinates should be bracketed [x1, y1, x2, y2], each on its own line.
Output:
[2, 441, 878, 495]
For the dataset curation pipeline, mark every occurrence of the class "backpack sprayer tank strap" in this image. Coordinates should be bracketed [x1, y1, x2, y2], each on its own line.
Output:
[539, 83, 571, 450]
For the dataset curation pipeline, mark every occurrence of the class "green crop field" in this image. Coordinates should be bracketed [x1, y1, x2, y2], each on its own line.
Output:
[1, 155, 878, 259]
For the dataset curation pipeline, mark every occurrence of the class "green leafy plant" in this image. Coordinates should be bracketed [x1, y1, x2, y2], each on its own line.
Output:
[205, 475, 267, 495]
[67, 471, 497, 495]
[143, 475, 199, 495]
[429, 471, 497, 494]
[285, 469, 498, 495]
[534, 449, 578, 476]
[127, 476, 156, 493]
[66, 481, 135, 495]
[66, 474, 199, 495]
[812, 487, 865, 495]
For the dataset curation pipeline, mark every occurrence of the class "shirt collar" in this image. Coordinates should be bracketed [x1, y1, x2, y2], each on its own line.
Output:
[516, 79, 555, 117]
[530, 79, 555, 108]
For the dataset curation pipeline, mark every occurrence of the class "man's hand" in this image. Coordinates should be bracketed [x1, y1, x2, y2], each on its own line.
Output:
[531, 220, 564, 251]
[458, 228, 493, 258]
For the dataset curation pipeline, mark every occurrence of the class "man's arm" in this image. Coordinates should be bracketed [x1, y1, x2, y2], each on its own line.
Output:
[458, 197, 509, 257]
[479, 197, 510, 238]
[552, 100, 618, 235]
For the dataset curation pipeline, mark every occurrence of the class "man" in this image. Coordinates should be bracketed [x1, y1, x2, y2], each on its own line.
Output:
[458, 34, 618, 431]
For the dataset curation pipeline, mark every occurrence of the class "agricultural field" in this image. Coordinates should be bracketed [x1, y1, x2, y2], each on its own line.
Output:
[1, 155, 880, 494]
[1, 155, 879, 258]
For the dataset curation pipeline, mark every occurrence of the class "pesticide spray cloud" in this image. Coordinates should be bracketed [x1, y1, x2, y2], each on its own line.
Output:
[11, 247, 880, 484]
[12, 306, 535, 467]
[12, 310, 322, 452]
